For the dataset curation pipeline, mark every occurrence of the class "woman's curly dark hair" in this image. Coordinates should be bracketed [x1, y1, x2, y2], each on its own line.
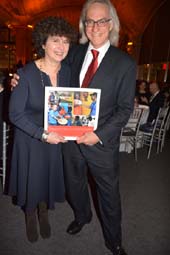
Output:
[32, 16, 78, 57]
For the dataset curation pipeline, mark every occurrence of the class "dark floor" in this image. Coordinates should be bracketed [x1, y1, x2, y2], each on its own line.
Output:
[0, 134, 170, 255]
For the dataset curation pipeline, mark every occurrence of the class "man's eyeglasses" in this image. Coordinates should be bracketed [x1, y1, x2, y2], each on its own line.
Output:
[84, 18, 112, 27]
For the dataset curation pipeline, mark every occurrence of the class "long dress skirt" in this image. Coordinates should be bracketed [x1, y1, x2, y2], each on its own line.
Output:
[8, 128, 65, 210]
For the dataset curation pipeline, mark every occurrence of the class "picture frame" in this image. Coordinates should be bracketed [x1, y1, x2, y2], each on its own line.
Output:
[44, 87, 101, 140]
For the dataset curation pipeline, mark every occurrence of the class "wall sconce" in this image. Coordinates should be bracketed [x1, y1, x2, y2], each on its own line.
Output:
[27, 24, 33, 29]
[127, 41, 133, 46]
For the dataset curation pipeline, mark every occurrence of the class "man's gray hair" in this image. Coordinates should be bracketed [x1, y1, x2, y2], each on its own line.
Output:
[79, 0, 120, 46]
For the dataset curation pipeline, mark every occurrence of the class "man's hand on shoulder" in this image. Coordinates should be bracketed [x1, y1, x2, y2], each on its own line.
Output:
[11, 73, 20, 89]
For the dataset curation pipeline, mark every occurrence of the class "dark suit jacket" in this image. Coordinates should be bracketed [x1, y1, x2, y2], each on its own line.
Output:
[147, 91, 165, 123]
[67, 43, 136, 146]
[68, 44, 136, 144]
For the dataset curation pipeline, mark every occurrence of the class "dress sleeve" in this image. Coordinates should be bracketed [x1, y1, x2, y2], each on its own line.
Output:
[9, 68, 44, 140]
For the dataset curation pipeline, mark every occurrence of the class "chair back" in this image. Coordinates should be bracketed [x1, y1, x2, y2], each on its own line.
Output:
[140, 107, 149, 125]
[125, 107, 143, 129]
[165, 109, 170, 130]
[156, 106, 169, 131]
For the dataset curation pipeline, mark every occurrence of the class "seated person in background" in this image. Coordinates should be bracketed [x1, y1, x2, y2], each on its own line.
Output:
[163, 87, 170, 107]
[147, 81, 165, 123]
[135, 79, 150, 106]
[140, 81, 165, 131]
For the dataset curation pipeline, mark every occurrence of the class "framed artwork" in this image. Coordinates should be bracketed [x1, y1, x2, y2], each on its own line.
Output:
[44, 87, 101, 140]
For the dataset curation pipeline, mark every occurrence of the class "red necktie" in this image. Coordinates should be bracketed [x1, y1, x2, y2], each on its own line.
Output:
[81, 49, 99, 88]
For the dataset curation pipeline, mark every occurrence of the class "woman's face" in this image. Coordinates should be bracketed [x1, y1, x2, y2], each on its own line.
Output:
[42, 35, 70, 63]
[139, 82, 146, 90]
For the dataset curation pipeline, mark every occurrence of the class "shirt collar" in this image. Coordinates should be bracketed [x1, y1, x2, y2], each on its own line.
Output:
[153, 90, 160, 97]
[87, 41, 110, 56]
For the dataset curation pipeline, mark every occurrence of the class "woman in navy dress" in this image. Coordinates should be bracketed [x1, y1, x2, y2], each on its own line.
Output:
[9, 17, 77, 242]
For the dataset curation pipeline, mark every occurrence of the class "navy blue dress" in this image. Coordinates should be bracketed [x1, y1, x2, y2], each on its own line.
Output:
[9, 61, 70, 209]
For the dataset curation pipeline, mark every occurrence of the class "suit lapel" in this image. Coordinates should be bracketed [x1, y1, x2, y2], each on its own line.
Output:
[89, 46, 113, 88]
[70, 44, 88, 87]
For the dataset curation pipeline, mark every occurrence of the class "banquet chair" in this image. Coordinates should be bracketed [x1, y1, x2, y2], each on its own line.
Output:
[139, 107, 169, 159]
[156, 106, 170, 153]
[138, 105, 150, 125]
[165, 108, 170, 131]
[0, 122, 11, 190]
[120, 107, 143, 160]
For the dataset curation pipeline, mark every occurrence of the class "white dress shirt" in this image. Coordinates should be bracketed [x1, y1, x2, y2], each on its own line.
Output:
[79, 41, 110, 87]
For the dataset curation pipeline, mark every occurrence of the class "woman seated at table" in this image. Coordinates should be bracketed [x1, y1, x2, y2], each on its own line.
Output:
[135, 79, 150, 106]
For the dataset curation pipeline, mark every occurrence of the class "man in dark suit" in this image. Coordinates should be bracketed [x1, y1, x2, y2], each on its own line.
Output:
[62, 1, 136, 254]
[147, 81, 165, 123]
[139, 81, 165, 132]
[10, 1, 136, 254]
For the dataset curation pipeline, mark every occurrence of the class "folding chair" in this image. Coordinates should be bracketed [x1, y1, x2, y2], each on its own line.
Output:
[156, 106, 170, 153]
[0, 122, 11, 190]
[139, 107, 168, 159]
[120, 107, 143, 160]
